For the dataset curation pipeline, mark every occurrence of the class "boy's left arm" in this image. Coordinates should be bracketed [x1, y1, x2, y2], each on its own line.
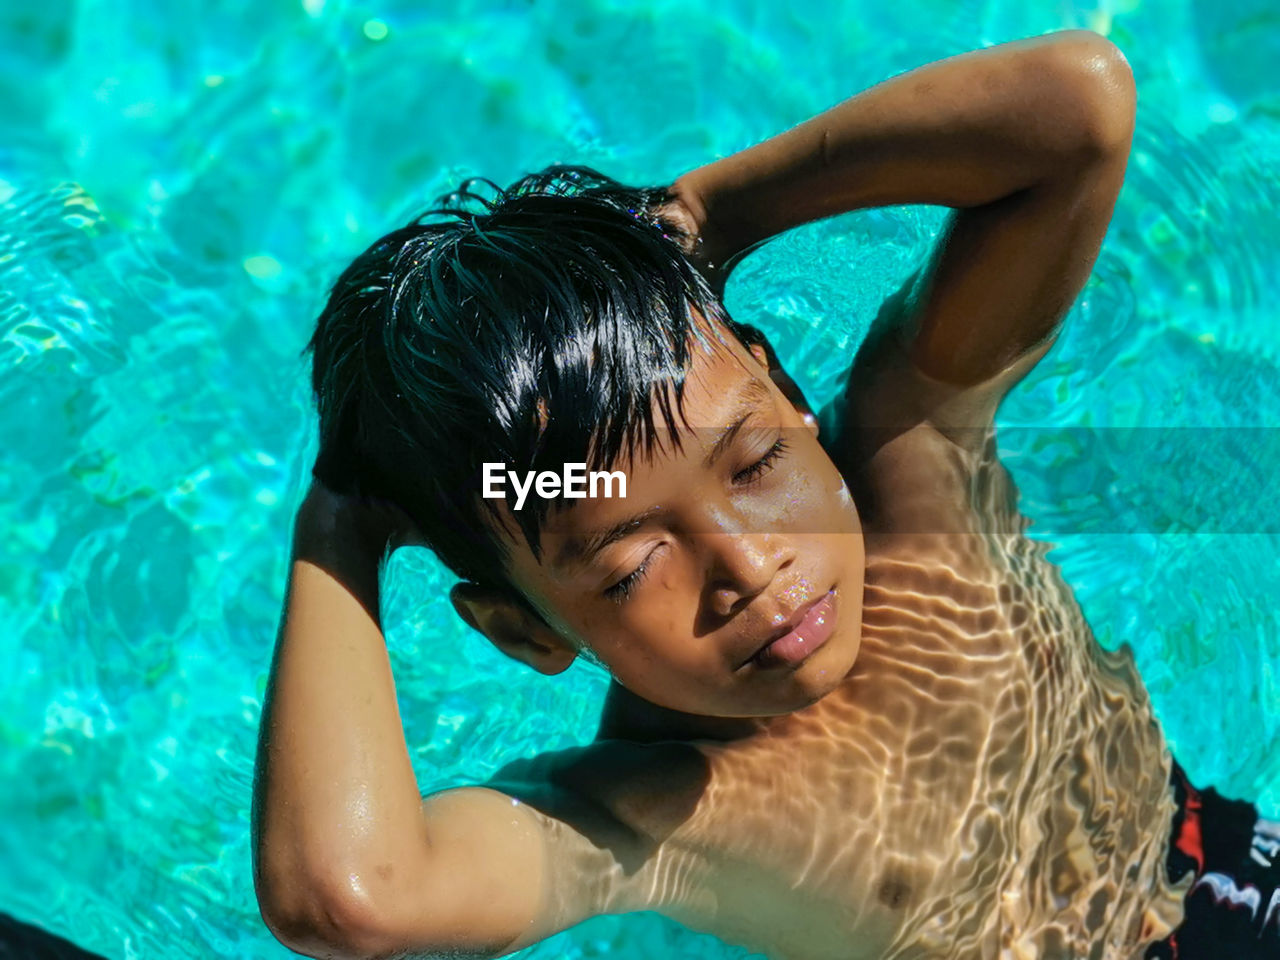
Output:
[668, 29, 1136, 390]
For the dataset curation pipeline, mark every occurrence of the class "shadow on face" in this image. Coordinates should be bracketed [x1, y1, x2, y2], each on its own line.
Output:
[452, 317, 866, 719]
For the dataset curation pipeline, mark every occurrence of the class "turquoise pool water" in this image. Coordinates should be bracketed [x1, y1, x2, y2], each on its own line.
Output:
[1, 0, 1277, 957]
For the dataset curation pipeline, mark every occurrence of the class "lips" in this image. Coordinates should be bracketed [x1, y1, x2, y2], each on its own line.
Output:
[739, 588, 838, 670]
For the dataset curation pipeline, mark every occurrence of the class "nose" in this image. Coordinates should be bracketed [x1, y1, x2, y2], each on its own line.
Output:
[703, 532, 795, 618]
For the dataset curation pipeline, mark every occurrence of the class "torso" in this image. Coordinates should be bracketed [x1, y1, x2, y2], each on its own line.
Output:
[509, 329, 1191, 959]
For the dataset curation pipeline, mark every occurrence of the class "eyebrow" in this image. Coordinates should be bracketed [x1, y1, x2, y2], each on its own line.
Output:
[703, 377, 774, 468]
[553, 504, 664, 572]
[552, 376, 775, 571]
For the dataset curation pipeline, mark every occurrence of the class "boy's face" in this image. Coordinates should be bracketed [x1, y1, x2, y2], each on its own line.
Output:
[484, 323, 865, 718]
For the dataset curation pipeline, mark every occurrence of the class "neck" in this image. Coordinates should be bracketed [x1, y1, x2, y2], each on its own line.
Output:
[595, 680, 765, 744]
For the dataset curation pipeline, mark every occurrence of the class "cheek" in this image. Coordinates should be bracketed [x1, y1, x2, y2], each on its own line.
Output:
[637, 576, 710, 672]
[785, 456, 848, 524]
[576, 575, 695, 663]
[809, 452, 860, 526]
[641, 564, 697, 645]
[827, 471, 861, 531]
[574, 607, 608, 643]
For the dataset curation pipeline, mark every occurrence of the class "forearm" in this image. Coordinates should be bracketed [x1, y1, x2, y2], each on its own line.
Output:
[676, 30, 1134, 269]
[252, 492, 425, 946]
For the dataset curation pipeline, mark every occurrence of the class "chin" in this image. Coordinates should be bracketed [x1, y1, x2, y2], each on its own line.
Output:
[754, 662, 854, 717]
[797, 626, 861, 700]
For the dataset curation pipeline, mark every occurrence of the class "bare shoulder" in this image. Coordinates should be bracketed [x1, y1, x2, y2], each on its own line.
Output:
[825, 283, 1049, 459]
[817, 283, 1050, 534]
[487, 737, 713, 874]
[320, 741, 714, 960]
[484, 734, 743, 947]
[824, 281, 1045, 435]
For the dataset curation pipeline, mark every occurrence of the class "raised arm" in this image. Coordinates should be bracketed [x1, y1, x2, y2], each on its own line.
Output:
[668, 29, 1135, 388]
[251, 482, 598, 958]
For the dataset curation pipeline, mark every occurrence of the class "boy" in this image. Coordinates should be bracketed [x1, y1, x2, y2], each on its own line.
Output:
[251, 30, 1276, 960]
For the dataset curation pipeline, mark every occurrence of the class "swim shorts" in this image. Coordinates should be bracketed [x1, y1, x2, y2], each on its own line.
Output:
[1145, 761, 1280, 958]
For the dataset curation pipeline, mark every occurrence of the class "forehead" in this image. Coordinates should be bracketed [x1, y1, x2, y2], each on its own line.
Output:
[479, 322, 778, 576]
[672, 331, 771, 426]
[496, 337, 778, 578]
[592, 321, 776, 476]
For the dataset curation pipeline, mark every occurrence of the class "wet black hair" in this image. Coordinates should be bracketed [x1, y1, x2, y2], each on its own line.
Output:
[303, 163, 767, 592]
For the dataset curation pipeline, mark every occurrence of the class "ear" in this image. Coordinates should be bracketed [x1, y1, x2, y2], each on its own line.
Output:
[746, 339, 819, 435]
[449, 582, 578, 675]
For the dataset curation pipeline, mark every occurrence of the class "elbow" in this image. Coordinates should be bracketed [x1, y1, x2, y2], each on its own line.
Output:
[256, 864, 392, 959]
[1037, 30, 1137, 160]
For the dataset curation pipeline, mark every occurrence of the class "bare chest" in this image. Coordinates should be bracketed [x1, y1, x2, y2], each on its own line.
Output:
[650, 541, 1182, 960]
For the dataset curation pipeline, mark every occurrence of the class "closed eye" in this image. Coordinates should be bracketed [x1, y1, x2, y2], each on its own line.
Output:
[602, 438, 788, 603]
[604, 546, 661, 603]
[733, 437, 789, 485]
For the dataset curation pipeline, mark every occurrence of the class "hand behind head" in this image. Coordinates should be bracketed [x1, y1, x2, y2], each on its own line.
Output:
[300, 474, 427, 558]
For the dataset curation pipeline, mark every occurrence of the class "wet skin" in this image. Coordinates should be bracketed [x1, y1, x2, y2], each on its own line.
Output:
[494, 328, 866, 721]
[460, 316, 1187, 960]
